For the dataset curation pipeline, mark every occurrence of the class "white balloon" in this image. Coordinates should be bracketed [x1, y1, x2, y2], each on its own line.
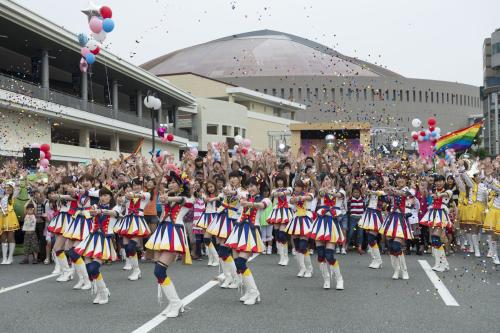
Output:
[143, 96, 155, 108]
[418, 135, 424, 142]
[434, 127, 441, 134]
[234, 135, 243, 144]
[86, 39, 99, 51]
[391, 140, 399, 148]
[92, 31, 107, 43]
[153, 97, 162, 111]
[411, 118, 421, 128]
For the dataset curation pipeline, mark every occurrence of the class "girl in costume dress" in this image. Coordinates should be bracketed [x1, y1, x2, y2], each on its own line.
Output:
[114, 178, 151, 280]
[75, 187, 121, 304]
[63, 174, 100, 290]
[379, 174, 413, 280]
[48, 177, 77, 282]
[419, 175, 453, 272]
[484, 175, 500, 265]
[145, 171, 192, 318]
[285, 179, 314, 278]
[267, 173, 293, 266]
[226, 177, 270, 305]
[310, 173, 345, 290]
[194, 180, 220, 267]
[0, 181, 20, 265]
[206, 171, 243, 289]
[461, 169, 488, 257]
[358, 176, 386, 269]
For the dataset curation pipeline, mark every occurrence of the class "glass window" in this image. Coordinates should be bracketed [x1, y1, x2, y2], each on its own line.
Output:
[289, 88, 293, 98]
[281, 88, 285, 98]
[436, 92, 439, 103]
[331, 88, 335, 101]
[363, 88, 367, 100]
[356, 89, 360, 101]
[272, 88, 277, 96]
[263, 89, 267, 94]
[340, 88, 344, 99]
[234, 127, 239, 136]
[392, 89, 396, 101]
[400, 90, 403, 102]
[207, 124, 218, 135]
[314, 88, 319, 99]
[419, 91, 422, 102]
[413, 90, 416, 102]
[306, 88, 311, 100]
[242, 128, 246, 138]
[406, 90, 410, 102]
[222, 125, 231, 136]
[425, 91, 429, 103]
[447, 93, 449, 103]
[298, 88, 302, 100]
[492, 42, 500, 54]
[431, 91, 434, 103]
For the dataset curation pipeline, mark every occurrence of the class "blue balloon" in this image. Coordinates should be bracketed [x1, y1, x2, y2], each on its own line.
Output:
[431, 131, 438, 138]
[102, 18, 115, 33]
[424, 135, 430, 141]
[85, 53, 95, 64]
[77, 33, 88, 47]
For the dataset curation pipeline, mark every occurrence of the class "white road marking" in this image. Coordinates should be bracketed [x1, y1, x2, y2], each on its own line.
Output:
[418, 260, 459, 307]
[0, 273, 59, 294]
[132, 254, 259, 333]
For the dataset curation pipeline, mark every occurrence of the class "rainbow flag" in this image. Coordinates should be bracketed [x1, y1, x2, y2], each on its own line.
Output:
[434, 120, 483, 153]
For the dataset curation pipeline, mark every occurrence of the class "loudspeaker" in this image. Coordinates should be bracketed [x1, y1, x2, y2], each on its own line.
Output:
[23, 147, 40, 169]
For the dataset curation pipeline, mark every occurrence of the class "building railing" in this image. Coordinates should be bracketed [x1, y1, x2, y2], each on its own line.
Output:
[0, 73, 197, 141]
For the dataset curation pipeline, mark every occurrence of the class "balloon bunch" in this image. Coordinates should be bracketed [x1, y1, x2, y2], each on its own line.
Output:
[211, 142, 222, 161]
[78, 5, 115, 72]
[187, 145, 199, 158]
[410, 117, 441, 146]
[156, 124, 174, 143]
[234, 136, 252, 155]
[30, 143, 51, 172]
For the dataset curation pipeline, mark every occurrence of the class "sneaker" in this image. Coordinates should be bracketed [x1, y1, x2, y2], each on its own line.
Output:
[341, 248, 347, 255]
[266, 246, 272, 255]
[336, 247, 340, 254]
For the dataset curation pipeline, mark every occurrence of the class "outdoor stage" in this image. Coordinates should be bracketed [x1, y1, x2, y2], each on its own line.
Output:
[290, 122, 371, 155]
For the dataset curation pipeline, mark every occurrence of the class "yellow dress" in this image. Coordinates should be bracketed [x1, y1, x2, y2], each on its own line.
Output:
[1, 203, 20, 232]
[483, 192, 496, 232]
[457, 191, 469, 226]
[467, 184, 486, 226]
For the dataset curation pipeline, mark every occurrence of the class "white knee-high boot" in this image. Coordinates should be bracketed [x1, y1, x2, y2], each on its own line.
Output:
[281, 242, 289, 266]
[304, 252, 313, 278]
[390, 255, 400, 279]
[330, 261, 344, 290]
[276, 242, 283, 265]
[399, 254, 409, 280]
[471, 234, 481, 257]
[128, 254, 141, 280]
[1, 243, 8, 264]
[207, 243, 219, 267]
[7, 243, 15, 264]
[241, 268, 260, 305]
[486, 235, 493, 257]
[320, 262, 330, 289]
[296, 253, 306, 277]
[369, 244, 383, 269]
[160, 277, 184, 317]
[55, 251, 73, 282]
[220, 257, 238, 288]
[73, 258, 91, 290]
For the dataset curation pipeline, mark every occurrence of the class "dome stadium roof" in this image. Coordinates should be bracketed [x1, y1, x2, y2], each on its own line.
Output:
[141, 30, 403, 79]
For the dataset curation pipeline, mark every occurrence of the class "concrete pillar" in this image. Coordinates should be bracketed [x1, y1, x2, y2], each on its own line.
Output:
[80, 72, 88, 110]
[228, 94, 235, 103]
[79, 127, 90, 148]
[41, 49, 49, 98]
[112, 80, 119, 117]
[111, 133, 119, 152]
[136, 90, 143, 118]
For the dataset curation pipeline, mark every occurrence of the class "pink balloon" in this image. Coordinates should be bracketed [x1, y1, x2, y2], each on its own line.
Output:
[81, 47, 90, 57]
[31, 143, 40, 148]
[39, 151, 45, 159]
[89, 16, 103, 34]
[40, 159, 49, 168]
[38, 166, 46, 173]
[242, 138, 251, 148]
[161, 136, 168, 143]
[79, 58, 88, 73]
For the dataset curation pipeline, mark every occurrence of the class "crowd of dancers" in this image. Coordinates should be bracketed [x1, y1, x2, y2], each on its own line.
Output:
[0, 145, 498, 318]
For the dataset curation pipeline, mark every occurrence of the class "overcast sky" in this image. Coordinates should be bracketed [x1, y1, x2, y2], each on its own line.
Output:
[12, 0, 500, 86]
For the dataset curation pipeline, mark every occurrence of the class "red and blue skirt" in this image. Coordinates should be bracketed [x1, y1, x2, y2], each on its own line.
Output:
[310, 215, 344, 244]
[379, 212, 414, 240]
[225, 219, 264, 253]
[75, 230, 117, 261]
[285, 215, 312, 237]
[206, 210, 235, 239]
[63, 214, 92, 241]
[358, 208, 384, 232]
[48, 212, 73, 235]
[419, 208, 452, 229]
[195, 212, 218, 230]
[145, 220, 188, 254]
[114, 214, 150, 238]
[267, 207, 294, 225]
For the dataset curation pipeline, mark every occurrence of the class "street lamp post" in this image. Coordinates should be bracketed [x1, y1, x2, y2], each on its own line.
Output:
[144, 93, 162, 155]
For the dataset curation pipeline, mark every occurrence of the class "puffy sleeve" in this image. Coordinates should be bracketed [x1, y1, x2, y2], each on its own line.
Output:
[261, 198, 271, 209]
[88, 188, 100, 198]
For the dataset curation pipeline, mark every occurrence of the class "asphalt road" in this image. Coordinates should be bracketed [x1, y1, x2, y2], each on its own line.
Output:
[0, 249, 498, 333]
